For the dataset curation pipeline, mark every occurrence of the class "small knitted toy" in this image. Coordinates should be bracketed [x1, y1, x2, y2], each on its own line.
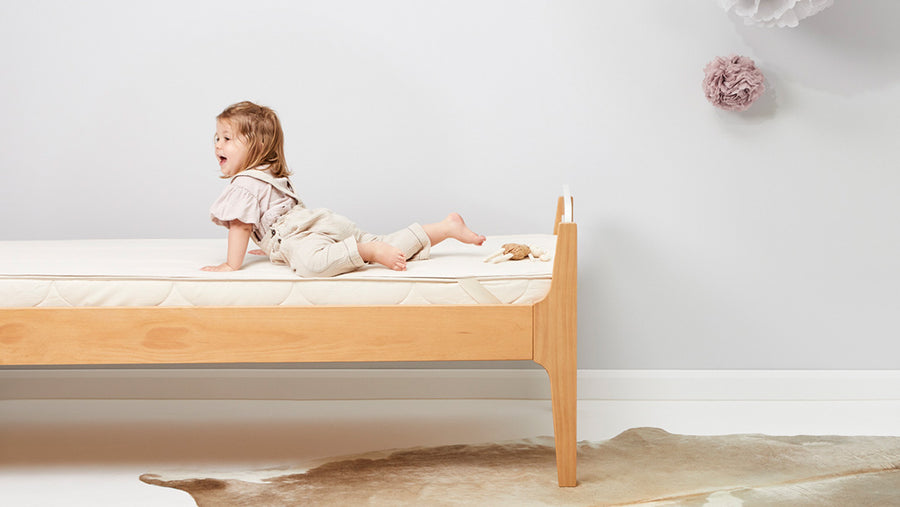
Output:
[484, 243, 552, 263]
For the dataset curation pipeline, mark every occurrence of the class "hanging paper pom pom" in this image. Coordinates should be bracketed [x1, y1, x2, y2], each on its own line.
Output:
[719, 0, 833, 28]
[702, 55, 766, 112]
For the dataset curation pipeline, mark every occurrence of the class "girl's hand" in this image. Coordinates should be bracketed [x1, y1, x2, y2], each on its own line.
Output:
[201, 263, 237, 272]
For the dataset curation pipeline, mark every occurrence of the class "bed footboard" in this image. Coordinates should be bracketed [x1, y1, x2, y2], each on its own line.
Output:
[535, 196, 578, 486]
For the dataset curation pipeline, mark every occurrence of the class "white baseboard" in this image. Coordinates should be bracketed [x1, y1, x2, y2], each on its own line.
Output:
[578, 370, 900, 401]
[2, 369, 899, 402]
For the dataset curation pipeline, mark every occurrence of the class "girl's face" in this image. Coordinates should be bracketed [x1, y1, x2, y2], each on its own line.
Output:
[214, 120, 250, 177]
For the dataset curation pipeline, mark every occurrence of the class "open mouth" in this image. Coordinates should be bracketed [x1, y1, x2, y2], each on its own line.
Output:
[218, 156, 227, 165]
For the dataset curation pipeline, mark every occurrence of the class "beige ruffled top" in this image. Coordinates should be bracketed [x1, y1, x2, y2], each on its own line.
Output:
[209, 168, 299, 239]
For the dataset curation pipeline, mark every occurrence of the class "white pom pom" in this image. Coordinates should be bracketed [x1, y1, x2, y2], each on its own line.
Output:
[719, 0, 833, 28]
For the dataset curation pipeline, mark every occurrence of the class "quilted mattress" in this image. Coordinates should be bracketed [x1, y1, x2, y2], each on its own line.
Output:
[0, 235, 555, 307]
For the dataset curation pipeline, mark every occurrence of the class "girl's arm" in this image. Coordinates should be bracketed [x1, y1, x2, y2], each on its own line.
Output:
[202, 220, 254, 272]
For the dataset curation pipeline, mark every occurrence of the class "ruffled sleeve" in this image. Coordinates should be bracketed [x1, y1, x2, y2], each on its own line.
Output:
[209, 182, 262, 229]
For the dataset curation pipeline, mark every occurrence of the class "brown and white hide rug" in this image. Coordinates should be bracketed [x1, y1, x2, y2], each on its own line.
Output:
[140, 427, 900, 506]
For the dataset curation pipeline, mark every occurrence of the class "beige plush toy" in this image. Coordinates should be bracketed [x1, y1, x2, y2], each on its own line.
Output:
[484, 243, 552, 263]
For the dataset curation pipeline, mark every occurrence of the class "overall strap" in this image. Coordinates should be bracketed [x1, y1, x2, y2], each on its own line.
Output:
[232, 168, 304, 206]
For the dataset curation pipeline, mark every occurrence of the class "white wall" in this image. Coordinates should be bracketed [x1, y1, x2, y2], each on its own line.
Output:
[2, 1, 898, 369]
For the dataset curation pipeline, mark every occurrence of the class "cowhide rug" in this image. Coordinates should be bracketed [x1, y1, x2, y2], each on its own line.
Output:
[141, 427, 900, 506]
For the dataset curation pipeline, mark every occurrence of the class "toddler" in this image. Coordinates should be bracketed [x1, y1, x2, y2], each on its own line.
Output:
[202, 101, 485, 276]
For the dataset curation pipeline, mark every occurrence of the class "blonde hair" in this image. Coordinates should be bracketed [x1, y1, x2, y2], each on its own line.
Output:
[216, 101, 291, 178]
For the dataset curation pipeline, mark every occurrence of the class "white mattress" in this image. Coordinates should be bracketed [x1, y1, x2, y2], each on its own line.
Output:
[0, 235, 555, 307]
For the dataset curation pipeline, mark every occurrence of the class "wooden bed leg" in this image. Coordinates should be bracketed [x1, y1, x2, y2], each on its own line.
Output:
[537, 350, 577, 487]
[534, 220, 577, 487]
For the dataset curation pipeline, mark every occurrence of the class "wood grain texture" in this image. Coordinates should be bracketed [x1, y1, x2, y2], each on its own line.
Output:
[1, 305, 532, 365]
[534, 220, 578, 486]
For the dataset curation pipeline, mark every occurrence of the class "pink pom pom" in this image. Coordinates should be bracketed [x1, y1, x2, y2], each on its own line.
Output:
[702, 55, 766, 112]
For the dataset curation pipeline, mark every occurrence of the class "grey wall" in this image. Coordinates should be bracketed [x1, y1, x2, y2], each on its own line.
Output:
[2, 1, 898, 369]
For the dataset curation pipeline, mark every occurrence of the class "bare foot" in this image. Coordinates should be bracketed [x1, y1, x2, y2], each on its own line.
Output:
[425, 213, 486, 247]
[448, 213, 486, 245]
[358, 241, 407, 271]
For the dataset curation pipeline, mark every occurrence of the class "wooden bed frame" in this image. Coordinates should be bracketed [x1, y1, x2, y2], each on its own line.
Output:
[1, 197, 578, 487]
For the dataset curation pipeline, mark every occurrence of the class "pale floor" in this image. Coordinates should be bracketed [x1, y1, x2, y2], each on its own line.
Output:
[2, 399, 899, 506]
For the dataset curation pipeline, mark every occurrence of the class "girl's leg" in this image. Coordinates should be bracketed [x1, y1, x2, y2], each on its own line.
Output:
[422, 213, 485, 247]
[358, 224, 431, 263]
[281, 233, 368, 277]
[347, 213, 485, 271]
[357, 214, 483, 269]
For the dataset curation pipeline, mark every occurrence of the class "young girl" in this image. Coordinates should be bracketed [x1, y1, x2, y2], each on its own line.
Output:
[202, 101, 486, 277]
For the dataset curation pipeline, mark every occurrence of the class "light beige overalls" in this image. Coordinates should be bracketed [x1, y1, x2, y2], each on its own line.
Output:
[240, 170, 431, 277]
